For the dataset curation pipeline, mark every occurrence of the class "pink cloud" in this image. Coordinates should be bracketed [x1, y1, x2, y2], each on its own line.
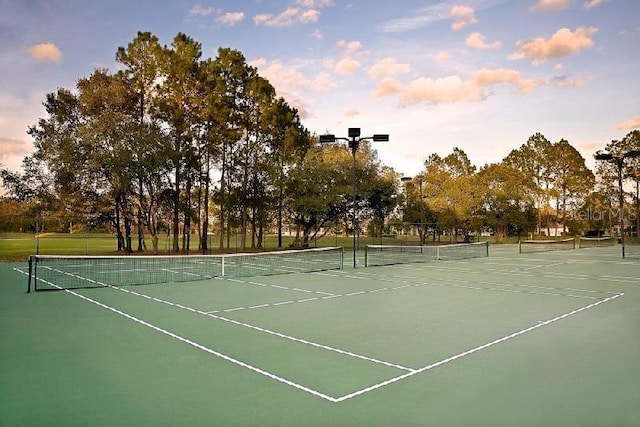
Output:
[254, 7, 319, 27]
[617, 117, 640, 131]
[450, 5, 477, 31]
[28, 43, 62, 62]
[509, 27, 598, 65]
[531, 0, 571, 12]
[367, 58, 411, 79]
[217, 12, 245, 26]
[334, 57, 360, 75]
[466, 32, 501, 50]
[375, 68, 545, 105]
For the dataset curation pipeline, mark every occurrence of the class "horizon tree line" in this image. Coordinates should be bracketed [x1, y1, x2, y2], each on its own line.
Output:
[1, 31, 639, 250]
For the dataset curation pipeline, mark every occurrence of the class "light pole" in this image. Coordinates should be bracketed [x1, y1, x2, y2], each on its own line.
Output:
[401, 176, 425, 244]
[320, 128, 389, 268]
[594, 149, 640, 258]
[629, 166, 640, 242]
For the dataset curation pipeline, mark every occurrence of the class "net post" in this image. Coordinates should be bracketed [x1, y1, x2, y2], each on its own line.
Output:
[518, 240, 522, 254]
[364, 245, 368, 267]
[341, 247, 345, 269]
[436, 246, 441, 260]
[485, 241, 489, 257]
[221, 256, 226, 277]
[27, 255, 33, 293]
[572, 236, 576, 249]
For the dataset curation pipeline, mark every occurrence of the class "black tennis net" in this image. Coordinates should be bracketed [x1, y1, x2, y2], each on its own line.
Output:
[364, 242, 489, 267]
[518, 238, 575, 254]
[578, 236, 615, 249]
[27, 247, 344, 292]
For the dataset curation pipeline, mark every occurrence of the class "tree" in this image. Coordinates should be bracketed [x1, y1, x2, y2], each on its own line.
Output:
[76, 69, 142, 252]
[477, 163, 536, 242]
[115, 31, 168, 253]
[211, 47, 251, 250]
[240, 73, 276, 250]
[400, 175, 432, 244]
[504, 133, 554, 236]
[419, 148, 478, 242]
[261, 97, 310, 248]
[549, 139, 594, 234]
[26, 88, 104, 236]
[154, 33, 202, 252]
[365, 167, 399, 238]
[286, 144, 351, 247]
[596, 130, 640, 237]
[0, 155, 55, 209]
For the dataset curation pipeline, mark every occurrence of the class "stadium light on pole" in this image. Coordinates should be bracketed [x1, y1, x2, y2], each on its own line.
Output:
[401, 176, 425, 244]
[594, 149, 640, 258]
[319, 128, 389, 268]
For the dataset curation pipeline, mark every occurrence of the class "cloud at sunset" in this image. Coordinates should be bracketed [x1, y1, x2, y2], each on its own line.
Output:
[450, 5, 477, 31]
[531, 0, 571, 12]
[367, 58, 411, 79]
[509, 27, 598, 65]
[374, 68, 546, 105]
[254, 7, 319, 27]
[28, 43, 62, 62]
[617, 117, 640, 130]
[466, 32, 501, 50]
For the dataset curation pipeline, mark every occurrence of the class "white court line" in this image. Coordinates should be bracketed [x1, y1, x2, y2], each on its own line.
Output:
[27, 266, 414, 373]
[322, 269, 602, 300]
[24, 274, 339, 402]
[16, 267, 626, 404]
[384, 262, 633, 288]
[112, 287, 415, 372]
[487, 255, 639, 267]
[518, 261, 566, 271]
[333, 292, 624, 403]
[225, 277, 337, 297]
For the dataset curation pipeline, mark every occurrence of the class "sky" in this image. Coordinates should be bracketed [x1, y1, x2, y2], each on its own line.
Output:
[1, 0, 639, 179]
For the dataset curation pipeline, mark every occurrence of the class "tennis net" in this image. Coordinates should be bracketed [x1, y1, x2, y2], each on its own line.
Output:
[27, 247, 344, 292]
[364, 242, 489, 267]
[518, 238, 575, 254]
[624, 237, 640, 259]
[578, 236, 615, 249]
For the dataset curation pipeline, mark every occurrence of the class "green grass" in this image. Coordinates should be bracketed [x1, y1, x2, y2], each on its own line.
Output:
[0, 231, 454, 260]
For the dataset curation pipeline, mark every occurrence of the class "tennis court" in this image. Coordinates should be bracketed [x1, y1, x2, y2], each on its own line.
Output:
[2, 243, 640, 426]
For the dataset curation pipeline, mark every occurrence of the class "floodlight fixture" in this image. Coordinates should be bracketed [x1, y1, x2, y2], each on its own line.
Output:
[373, 134, 389, 142]
[400, 176, 412, 182]
[348, 127, 361, 138]
[319, 134, 336, 143]
[594, 151, 614, 161]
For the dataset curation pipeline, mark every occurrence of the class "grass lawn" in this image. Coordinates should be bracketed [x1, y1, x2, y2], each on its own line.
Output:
[0, 232, 440, 261]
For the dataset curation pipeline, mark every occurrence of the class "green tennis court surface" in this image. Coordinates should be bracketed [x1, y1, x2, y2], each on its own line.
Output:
[2, 245, 640, 426]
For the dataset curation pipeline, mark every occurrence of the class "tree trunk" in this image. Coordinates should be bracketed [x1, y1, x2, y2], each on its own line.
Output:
[173, 164, 180, 253]
[219, 142, 227, 250]
[124, 206, 132, 254]
[115, 196, 124, 251]
[137, 177, 145, 251]
[202, 157, 210, 254]
[183, 174, 192, 254]
[495, 223, 505, 244]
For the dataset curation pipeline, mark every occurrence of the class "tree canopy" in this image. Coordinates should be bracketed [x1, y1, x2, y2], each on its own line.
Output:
[1, 31, 638, 249]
